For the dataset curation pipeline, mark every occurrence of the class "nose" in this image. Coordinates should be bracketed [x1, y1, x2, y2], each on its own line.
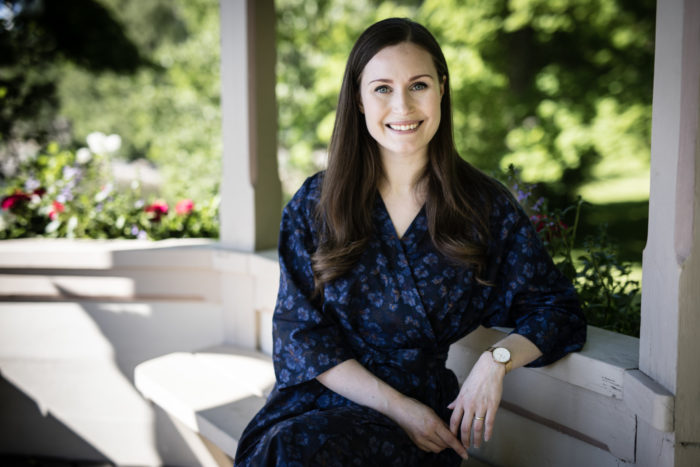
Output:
[391, 89, 413, 114]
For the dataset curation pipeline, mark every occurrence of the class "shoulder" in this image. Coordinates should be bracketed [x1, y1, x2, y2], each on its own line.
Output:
[281, 171, 325, 243]
[285, 171, 324, 217]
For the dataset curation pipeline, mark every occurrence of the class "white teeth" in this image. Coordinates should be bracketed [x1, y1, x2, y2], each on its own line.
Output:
[388, 122, 419, 131]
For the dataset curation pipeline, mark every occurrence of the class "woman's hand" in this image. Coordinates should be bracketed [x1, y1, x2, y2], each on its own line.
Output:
[317, 359, 467, 459]
[447, 351, 505, 450]
[390, 396, 468, 460]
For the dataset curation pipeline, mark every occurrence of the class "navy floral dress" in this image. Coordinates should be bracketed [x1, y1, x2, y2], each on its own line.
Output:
[234, 173, 586, 466]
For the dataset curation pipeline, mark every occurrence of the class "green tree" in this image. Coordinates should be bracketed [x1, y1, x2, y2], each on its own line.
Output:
[0, 0, 146, 181]
[57, 0, 221, 203]
[275, 0, 655, 202]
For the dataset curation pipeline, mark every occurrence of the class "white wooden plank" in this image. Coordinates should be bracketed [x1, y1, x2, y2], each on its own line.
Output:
[624, 369, 674, 432]
[474, 406, 621, 467]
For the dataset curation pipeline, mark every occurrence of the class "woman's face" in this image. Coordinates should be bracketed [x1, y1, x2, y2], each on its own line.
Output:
[359, 42, 444, 162]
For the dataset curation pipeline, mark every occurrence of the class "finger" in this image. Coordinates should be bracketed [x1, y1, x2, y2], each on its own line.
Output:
[436, 424, 468, 460]
[447, 400, 455, 409]
[449, 402, 464, 435]
[418, 437, 444, 453]
[461, 407, 475, 448]
[472, 412, 486, 448]
[484, 408, 497, 442]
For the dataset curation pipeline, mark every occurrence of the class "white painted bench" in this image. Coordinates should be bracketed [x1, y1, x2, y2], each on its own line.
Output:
[134, 325, 671, 466]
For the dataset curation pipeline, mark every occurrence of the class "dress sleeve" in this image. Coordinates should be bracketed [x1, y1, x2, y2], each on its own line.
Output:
[272, 177, 355, 389]
[480, 196, 587, 367]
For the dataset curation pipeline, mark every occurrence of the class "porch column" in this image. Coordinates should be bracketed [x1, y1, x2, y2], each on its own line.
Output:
[219, 0, 281, 252]
[218, 0, 280, 349]
[640, 0, 700, 465]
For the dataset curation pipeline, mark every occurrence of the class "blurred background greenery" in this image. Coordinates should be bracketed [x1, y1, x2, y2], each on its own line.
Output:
[1, 0, 653, 264]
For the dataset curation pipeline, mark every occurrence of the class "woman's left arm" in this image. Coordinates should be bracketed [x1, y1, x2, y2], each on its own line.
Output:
[447, 333, 542, 449]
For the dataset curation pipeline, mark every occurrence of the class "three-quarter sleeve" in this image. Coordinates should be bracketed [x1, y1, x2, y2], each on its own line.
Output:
[272, 177, 355, 389]
[480, 195, 587, 367]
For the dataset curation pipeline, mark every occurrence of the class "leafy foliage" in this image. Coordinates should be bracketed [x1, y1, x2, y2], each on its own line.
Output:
[505, 166, 640, 337]
[0, 0, 147, 180]
[56, 0, 221, 203]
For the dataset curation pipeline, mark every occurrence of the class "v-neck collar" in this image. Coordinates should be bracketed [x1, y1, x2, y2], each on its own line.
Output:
[375, 195, 427, 243]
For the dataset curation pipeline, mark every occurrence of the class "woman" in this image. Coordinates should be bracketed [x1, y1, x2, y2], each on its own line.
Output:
[234, 17, 586, 466]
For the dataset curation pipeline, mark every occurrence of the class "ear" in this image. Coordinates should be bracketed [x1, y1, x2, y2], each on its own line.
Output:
[358, 93, 364, 114]
[440, 75, 446, 98]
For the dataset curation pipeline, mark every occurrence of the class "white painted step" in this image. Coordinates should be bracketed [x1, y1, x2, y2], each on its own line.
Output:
[0, 300, 227, 465]
[0, 271, 219, 301]
[135, 346, 275, 459]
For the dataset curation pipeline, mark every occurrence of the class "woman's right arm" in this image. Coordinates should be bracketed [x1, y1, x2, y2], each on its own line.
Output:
[317, 359, 468, 460]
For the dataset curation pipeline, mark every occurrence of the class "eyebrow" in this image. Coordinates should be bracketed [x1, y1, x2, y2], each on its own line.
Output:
[367, 74, 435, 85]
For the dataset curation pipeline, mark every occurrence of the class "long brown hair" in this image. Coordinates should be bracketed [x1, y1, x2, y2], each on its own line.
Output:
[312, 18, 502, 291]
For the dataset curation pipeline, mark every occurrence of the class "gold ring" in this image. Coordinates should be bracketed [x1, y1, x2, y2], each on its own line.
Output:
[474, 416, 485, 421]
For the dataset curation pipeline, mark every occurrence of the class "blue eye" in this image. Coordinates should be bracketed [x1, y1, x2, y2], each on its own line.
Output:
[411, 82, 428, 91]
[374, 85, 390, 94]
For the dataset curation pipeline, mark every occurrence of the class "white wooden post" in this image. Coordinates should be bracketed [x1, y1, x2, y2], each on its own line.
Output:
[640, 0, 700, 465]
[219, 0, 281, 252]
[218, 0, 280, 348]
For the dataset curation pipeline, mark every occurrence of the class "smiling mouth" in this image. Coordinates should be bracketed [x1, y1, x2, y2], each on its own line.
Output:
[386, 121, 422, 131]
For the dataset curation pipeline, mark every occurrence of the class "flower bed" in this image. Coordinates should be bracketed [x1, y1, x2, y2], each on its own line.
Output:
[0, 134, 218, 240]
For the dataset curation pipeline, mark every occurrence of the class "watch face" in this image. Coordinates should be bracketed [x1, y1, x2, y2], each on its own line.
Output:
[493, 347, 511, 363]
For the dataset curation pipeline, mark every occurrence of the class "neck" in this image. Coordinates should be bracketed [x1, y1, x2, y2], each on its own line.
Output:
[378, 150, 428, 198]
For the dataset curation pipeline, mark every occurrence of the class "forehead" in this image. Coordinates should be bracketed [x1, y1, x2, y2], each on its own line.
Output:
[361, 42, 437, 83]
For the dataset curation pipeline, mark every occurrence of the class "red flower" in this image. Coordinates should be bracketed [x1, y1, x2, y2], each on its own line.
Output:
[48, 201, 65, 220]
[144, 200, 169, 221]
[1, 191, 31, 211]
[530, 214, 568, 240]
[175, 199, 194, 215]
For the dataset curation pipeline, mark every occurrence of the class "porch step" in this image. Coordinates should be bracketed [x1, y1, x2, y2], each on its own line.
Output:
[0, 299, 227, 465]
[0, 239, 223, 302]
[134, 346, 275, 459]
[0, 271, 216, 302]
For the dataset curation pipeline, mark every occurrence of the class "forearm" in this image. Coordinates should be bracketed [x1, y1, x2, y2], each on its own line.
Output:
[316, 358, 404, 418]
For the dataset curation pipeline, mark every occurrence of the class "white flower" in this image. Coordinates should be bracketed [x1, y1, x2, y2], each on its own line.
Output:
[104, 134, 121, 153]
[76, 147, 92, 164]
[45, 219, 61, 234]
[94, 182, 113, 203]
[86, 132, 121, 155]
[66, 216, 78, 238]
[86, 132, 106, 154]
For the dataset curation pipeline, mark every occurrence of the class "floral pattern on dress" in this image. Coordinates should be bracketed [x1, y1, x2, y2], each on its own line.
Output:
[234, 172, 586, 466]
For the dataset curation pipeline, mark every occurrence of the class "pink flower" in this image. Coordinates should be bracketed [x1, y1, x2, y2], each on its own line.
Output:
[48, 201, 65, 220]
[144, 200, 169, 222]
[175, 199, 194, 215]
[1, 191, 31, 211]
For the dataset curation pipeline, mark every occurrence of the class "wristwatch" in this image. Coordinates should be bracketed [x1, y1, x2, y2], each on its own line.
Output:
[487, 346, 513, 374]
